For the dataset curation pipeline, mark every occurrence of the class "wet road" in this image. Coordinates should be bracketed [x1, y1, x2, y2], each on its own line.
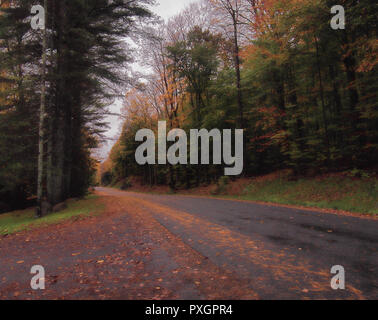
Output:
[98, 187, 378, 299]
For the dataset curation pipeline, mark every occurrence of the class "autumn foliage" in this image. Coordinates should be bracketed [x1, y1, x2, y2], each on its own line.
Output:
[105, 0, 377, 190]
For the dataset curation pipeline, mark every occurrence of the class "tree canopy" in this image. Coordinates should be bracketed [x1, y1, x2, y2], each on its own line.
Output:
[105, 0, 377, 190]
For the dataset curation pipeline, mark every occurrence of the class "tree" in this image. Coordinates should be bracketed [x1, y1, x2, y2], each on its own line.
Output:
[0, 0, 153, 214]
[36, 0, 48, 217]
[209, 0, 246, 129]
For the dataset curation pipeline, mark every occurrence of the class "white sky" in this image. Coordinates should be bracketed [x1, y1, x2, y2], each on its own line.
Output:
[97, 0, 197, 160]
[154, 0, 196, 19]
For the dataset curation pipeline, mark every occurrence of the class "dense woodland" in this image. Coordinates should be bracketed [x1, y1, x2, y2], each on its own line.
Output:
[0, 0, 377, 214]
[102, 0, 377, 190]
[0, 0, 152, 213]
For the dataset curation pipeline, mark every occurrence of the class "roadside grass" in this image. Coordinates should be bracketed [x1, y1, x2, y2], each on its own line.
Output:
[237, 175, 378, 215]
[0, 195, 104, 236]
[107, 172, 377, 215]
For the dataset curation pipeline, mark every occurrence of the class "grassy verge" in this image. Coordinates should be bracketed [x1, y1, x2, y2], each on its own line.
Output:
[106, 172, 377, 215]
[233, 175, 377, 215]
[0, 195, 104, 236]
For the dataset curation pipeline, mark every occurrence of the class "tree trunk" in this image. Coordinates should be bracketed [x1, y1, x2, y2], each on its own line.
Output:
[233, 20, 243, 129]
[51, 0, 67, 205]
[232, 15, 247, 176]
[315, 37, 331, 165]
[36, 0, 49, 218]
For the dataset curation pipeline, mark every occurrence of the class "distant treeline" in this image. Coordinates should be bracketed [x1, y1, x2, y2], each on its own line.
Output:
[102, 0, 377, 190]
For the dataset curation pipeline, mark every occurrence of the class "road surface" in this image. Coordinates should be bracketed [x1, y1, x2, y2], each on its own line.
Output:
[97, 188, 377, 299]
[0, 187, 377, 299]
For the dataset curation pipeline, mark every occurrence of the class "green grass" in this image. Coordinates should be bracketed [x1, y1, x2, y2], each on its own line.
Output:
[108, 173, 378, 215]
[0, 195, 104, 236]
[235, 175, 378, 215]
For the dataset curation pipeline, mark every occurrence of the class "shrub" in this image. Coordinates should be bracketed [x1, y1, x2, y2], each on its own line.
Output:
[211, 176, 230, 195]
[120, 178, 132, 190]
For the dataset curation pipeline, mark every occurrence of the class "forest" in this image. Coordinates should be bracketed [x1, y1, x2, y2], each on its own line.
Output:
[102, 0, 377, 191]
[0, 0, 377, 215]
[0, 0, 153, 214]
[1, 0, 378, 304]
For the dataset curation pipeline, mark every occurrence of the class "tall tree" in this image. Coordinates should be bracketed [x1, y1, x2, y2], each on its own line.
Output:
[36, 0, 48, 217]
[209, 0, 245, 128]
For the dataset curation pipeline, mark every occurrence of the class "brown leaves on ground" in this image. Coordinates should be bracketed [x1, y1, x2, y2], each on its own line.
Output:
[0, 194, 257, 300]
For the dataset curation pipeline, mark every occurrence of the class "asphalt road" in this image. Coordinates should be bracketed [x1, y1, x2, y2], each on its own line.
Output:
[98, 187, 378, 299]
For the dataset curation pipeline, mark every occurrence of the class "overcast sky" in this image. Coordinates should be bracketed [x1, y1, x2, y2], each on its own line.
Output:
[96, 0, 197, 160]
[154, 0, 196, 19]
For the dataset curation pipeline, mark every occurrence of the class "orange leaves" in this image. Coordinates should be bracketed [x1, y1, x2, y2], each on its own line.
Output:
[123, 88, 158, 125]
[356, 39, 378, 73]
[255, 106, 283, 131]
